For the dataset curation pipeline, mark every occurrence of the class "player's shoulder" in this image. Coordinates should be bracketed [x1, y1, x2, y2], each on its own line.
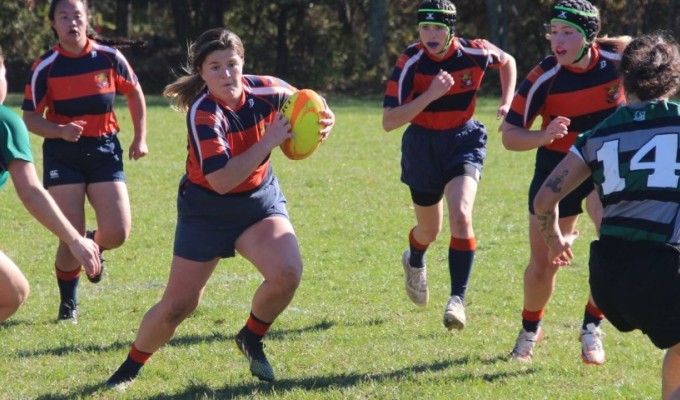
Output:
[523, 56, 559, 84]
[30, 47, 59, 70]
[243, 75, 295, 97]
[458, 37, 485, 48]
[536, 54, 559, 70]
[594, 43, 621, 63]
[400, 41, 424, 58]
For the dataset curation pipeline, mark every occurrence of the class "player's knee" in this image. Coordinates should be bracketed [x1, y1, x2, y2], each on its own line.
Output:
[162, 298, 198, 325]
[449, 212, 472, 235]
[4, 282, 29, 316]
[16, 281, 29, 306]
[417, 227, 440, 244]
[273, 263, 302, 294]
[99, 228, 130, 250]
[526, 260, 559, 280]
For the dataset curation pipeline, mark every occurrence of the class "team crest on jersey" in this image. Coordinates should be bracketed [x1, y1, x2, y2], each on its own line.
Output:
[248, 98, 255, 108]
[459, 72, 474, 88]
[95, 73, 110, 89]
[605, 84, 620, 103]
[633, 110, 646, 121]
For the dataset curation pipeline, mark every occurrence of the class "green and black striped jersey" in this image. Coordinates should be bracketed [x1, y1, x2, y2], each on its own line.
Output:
[572, 100, 680, 244]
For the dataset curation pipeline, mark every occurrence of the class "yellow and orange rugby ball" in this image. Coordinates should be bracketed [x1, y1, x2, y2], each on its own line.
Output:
[280, 89, 325, 160]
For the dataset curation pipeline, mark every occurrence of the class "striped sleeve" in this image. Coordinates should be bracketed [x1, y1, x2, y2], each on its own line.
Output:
[187, 95, 230, 177]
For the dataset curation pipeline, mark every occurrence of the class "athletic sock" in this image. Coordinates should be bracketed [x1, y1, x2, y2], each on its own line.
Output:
[448, 237, 476, 301]
[55, 266, 80, 304]
[522, 308, 545, 333]
[582, 301, 605, 330]
[108, 344, 152, 385]
[408, 228, 429, 268]
[240, 312, 272, 344]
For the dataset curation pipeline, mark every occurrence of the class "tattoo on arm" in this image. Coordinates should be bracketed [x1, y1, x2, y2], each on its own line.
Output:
[544, 170, 568, 194]
[536, 211, 558, 243]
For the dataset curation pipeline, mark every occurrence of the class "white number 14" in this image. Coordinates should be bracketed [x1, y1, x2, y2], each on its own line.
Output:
[596, 133, 680, 195]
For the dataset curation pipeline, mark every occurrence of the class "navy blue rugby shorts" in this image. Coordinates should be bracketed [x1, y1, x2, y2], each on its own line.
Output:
[42, 134, 125, 188]
[528, 147, 593, 217]
[173, 174, 289, 262]
[589, 236, 680, 349]
[401, 119, 486, 194]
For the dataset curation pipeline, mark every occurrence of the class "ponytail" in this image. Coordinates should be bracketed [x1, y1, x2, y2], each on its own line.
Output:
[163, 73, 206, 114]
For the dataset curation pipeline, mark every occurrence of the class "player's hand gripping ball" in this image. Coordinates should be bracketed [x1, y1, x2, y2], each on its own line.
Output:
[280, 89, 325, 160]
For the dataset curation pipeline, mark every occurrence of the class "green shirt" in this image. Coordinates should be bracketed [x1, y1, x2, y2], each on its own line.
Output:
[572, 100, 680, 244]
[0, 104, 33, 189]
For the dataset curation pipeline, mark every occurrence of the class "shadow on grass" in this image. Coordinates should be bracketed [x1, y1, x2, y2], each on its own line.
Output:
[145, 358, 538, 399]
[15, 319, 336, 358]
[34, 357, 537, 400]
[0, 319, 31, 329]
[34, 383, 103, 400]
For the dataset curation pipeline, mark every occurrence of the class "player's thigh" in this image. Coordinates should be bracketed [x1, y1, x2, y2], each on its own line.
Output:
[444, 175, 478, 236]
[87, 181, 131, 234]
[160, 256, 219, 311]
[48, 183, 87, 230]
[413, 201, 443, 237]
[236, 216, 302, 283]
[0, 252, 29, 304]
[444, 175, 479, 215]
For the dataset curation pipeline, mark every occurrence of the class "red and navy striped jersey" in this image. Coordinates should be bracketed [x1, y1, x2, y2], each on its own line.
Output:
[384, 37, 509, 130]
[504, 43, 624, 153]
[22, 39, 138, 138]
[186, 75, 295, 193]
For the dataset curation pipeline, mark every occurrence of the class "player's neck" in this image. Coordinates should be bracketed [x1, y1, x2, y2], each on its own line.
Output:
[626, 96, 664, 108]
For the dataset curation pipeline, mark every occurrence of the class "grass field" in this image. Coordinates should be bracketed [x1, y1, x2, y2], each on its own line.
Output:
[0, 94, 662, 399]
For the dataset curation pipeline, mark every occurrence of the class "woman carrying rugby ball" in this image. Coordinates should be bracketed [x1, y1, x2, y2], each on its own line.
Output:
[106, 28, 334, 389]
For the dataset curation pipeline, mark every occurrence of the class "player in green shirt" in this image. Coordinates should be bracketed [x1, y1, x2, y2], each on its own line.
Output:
[533, 33, 680, 400]
[0, 47, 100, 324]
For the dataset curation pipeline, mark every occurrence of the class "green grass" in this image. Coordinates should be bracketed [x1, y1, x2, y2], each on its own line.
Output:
[0, 95, 661, 399]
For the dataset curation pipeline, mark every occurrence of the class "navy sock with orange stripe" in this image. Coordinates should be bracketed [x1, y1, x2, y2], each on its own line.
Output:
[239, 312, 272, 345]
[448, 237, 476, 300]
[55, 266, 80, 304]
[522, 308, 545, 333]
[106, 344, 152, 388]
[582, 301, 604, 330]
[408, 228, 429, 268]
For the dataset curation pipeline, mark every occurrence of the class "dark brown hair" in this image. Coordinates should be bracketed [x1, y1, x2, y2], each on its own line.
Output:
[620, 33, 680, 101]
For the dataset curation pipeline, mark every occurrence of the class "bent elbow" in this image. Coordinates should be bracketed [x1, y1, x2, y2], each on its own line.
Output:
[382, 118, 395, 132]
[501, 133, 517, 151]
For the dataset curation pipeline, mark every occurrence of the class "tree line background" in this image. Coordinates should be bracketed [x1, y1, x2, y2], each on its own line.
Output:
[2, 0, 679, 96]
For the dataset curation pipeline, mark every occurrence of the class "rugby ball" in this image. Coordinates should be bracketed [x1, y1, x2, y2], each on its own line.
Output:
[280, 89, 325, 160]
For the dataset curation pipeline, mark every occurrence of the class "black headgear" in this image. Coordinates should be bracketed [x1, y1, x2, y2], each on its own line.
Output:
[417, 0, 457, 31]
[550, 0, 600, 43]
